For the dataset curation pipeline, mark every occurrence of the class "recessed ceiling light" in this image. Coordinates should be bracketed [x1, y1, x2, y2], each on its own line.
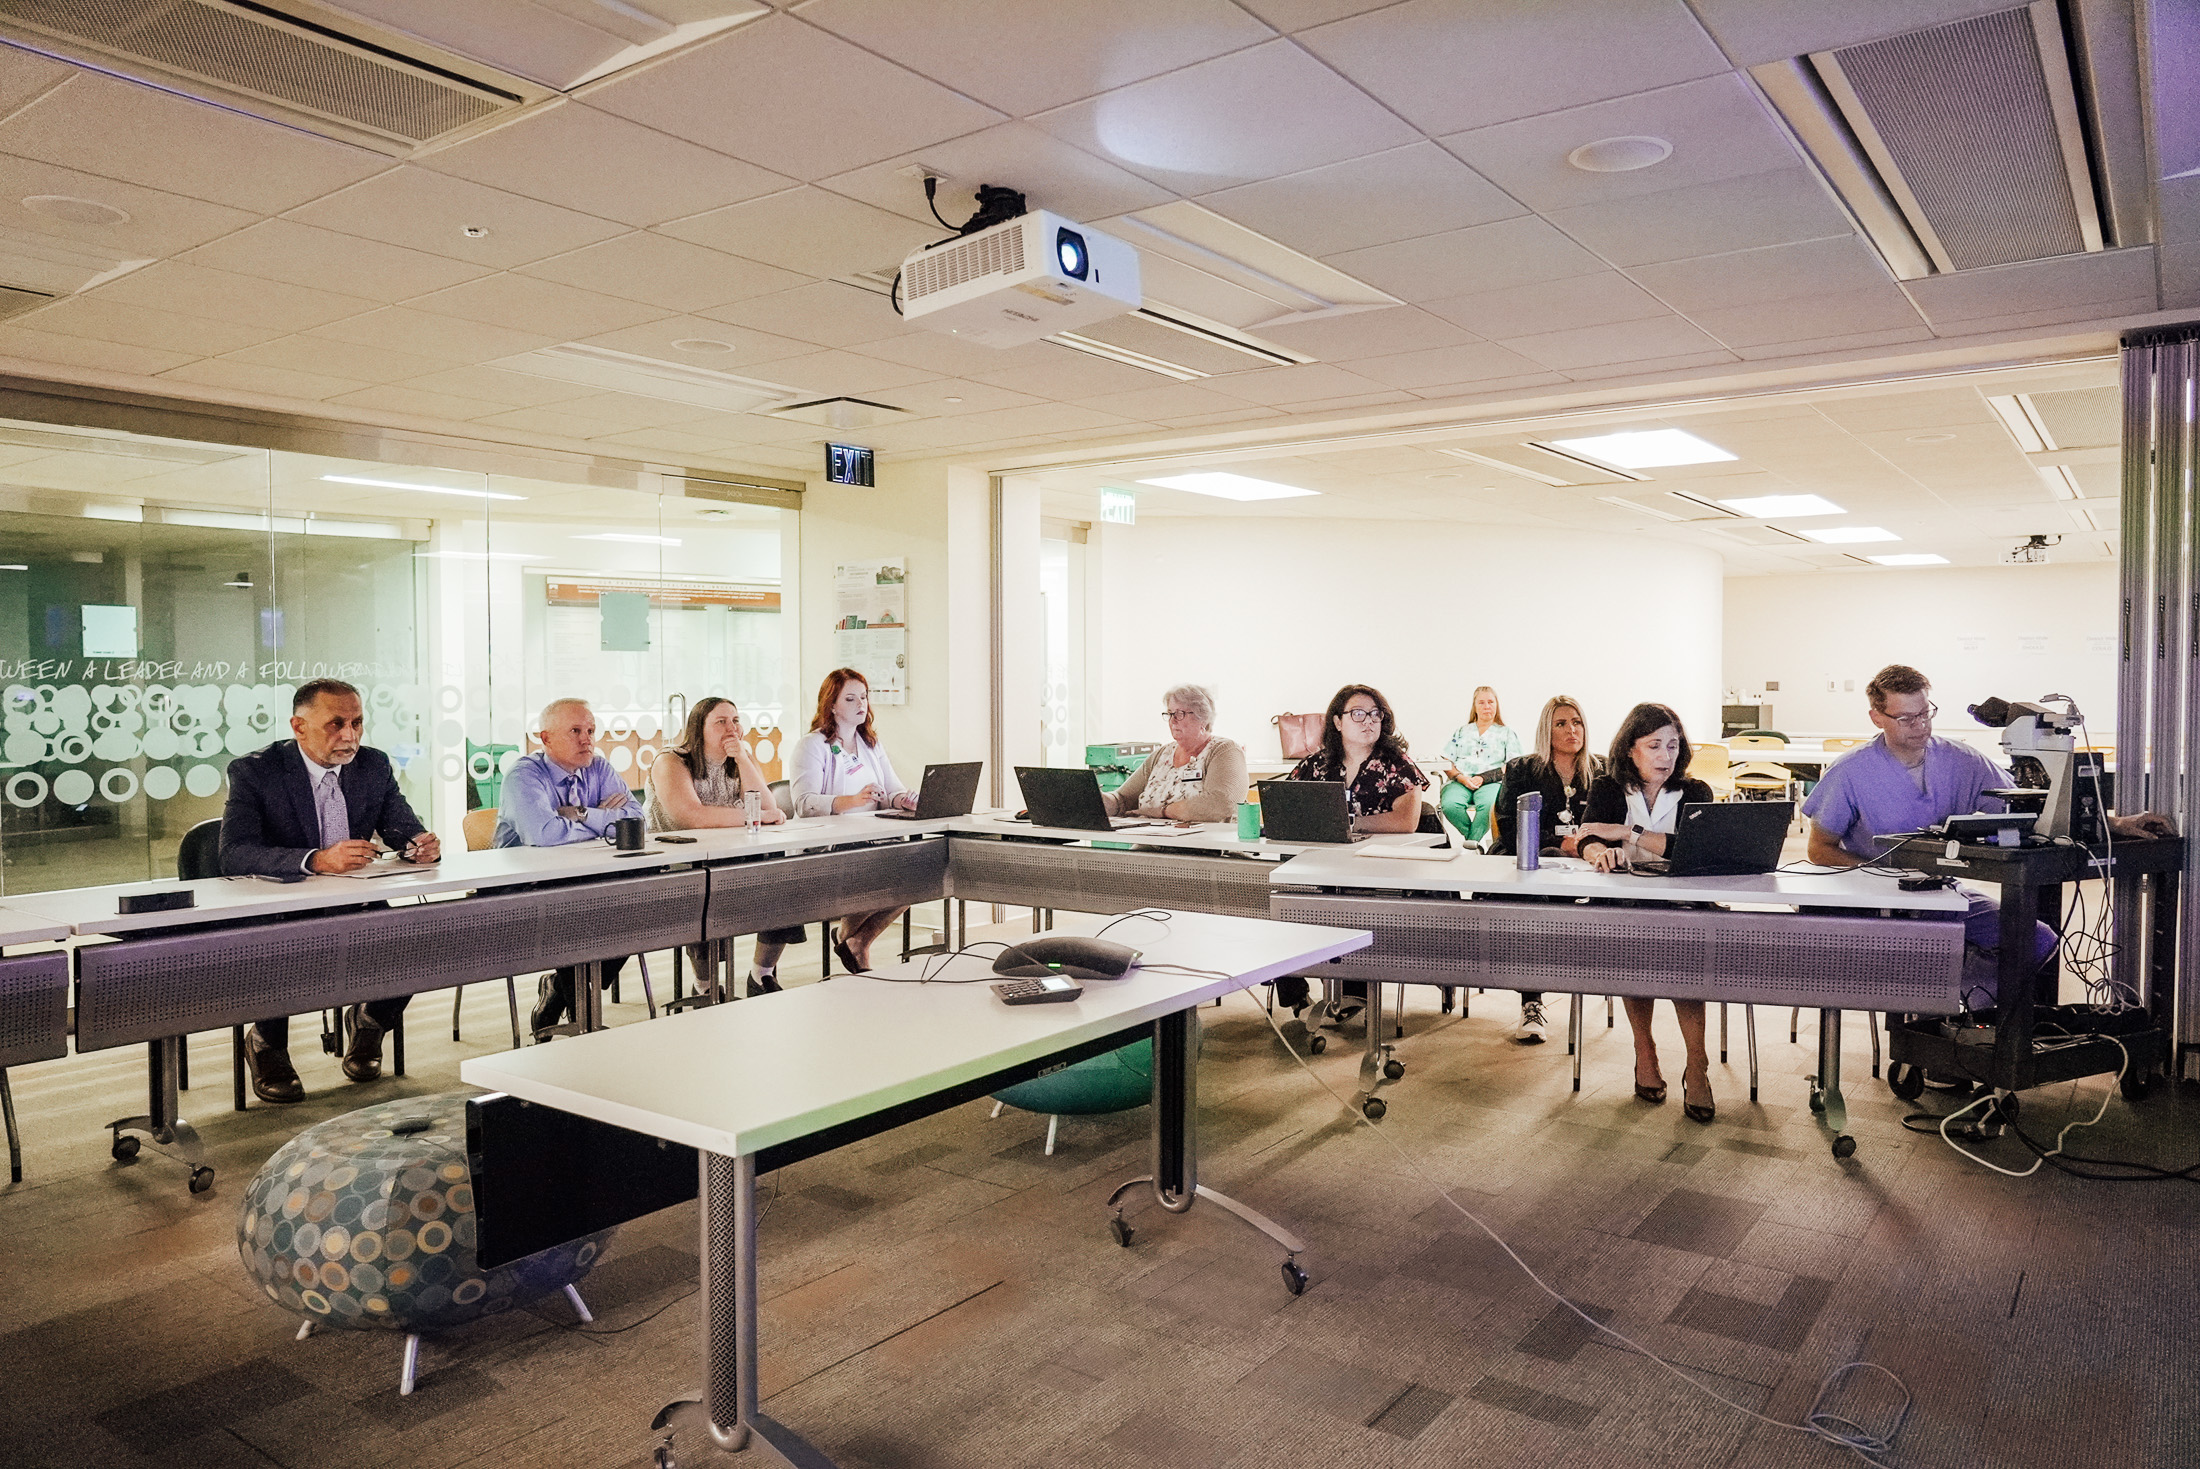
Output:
[1546, 429, 1735, 469]
[21, 194, 130, 225]
[1136, 472, 1318, 501]
[1718, 493, 1845, 518]
[574, 533, 682, 546]
[0, 563, 26, 571]
[1426, 472, 1463, 480]
[1801, 525, 1900, 544]
[1905, 432, 1958, 443]
[944, 395, 964, 403]
[1866, 553, 1950, 567]
[462, 225, 490, 239]
[1566, 136, 1673, 173]
[321, 474, 525, 501]
[671, 338, 736, 353]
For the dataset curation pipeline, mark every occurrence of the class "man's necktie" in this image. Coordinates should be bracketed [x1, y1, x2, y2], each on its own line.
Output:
[315, 768, 348, 849]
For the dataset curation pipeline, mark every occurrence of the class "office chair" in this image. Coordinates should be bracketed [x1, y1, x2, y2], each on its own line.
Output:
[451, 808, 524, 1047]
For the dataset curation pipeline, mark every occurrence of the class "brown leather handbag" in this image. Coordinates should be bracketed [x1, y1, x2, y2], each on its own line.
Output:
[1272, 711, 1325, 760]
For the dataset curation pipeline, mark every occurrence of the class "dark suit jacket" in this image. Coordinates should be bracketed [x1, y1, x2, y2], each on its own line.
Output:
[219, 740, 428, 878]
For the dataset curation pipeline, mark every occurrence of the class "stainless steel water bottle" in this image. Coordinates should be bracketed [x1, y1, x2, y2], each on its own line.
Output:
[1516, 791, 1542, 870]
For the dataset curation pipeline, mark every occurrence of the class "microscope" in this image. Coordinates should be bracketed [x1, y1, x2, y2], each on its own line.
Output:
[1957, 696, 2106, 844]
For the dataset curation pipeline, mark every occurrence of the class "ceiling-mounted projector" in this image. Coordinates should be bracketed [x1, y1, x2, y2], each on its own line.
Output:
[899, 210, 1139, 348]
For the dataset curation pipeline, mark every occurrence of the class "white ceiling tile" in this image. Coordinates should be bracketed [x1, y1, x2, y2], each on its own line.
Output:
[323, 383, 520, 421]
[1730, 326, 1934, 361]
[1141, 405, 1292, 428]
[286, 168, 627, 269]
[573, 315, 816, 371]
[422, 102, 794, 227]
[755, 349, 940, 395]
[966, 348, 1189, 399]
[657, 187, 941, 277]
[178, 219, 495, 302]
[906, 401, 1134, 438]
[1924, 297, 2159, 338]
[0, 322, 195, 377]
[856, 378, 1044, 415]
[698, 281, 911, 349]
[405, 274, 672, 340]
[1554, 347, 1738, 381]
[847, 331, 1072, 379]
[0, 156, 257, 258]
[1687, 0, 2020, 68]
[1198, 143, 1524, 259]
[1299, 0, 1727, 136]
[1547, 169, 1852, 268]
[1232, 0, 1398, 29]
[799, 0, 1275, 115]
[0, 71, 387, 214]
[89, 260, 379, 333]
[16, 296, 276, 355]
[394, 365, 599, 408]
[1347, 339, 1554, 388]
[1258, 306, 1479, 361]
[1423, 270, 1668, 338]
[1438, 74, 1803, 214]
[306, 306, 562, 363]
[1071, 381, 1269, 421]
[1031, 40, 1418, 193]
[1628, 236, 1898, 313]
[1687, 287, 1927, 349]
[517, 232, 811, 314]
[1128, 251, 1317, 330]
[585, 14, 1003, 180]
[472, 404, 673, 438]
[1199, 361, 1403, 405]
[590, 427, 757, 457]
[225, 334, 453, 384]
[516, 391, 724, 431]
[1902, 248, 2160, 327]
[817, 122, 1172, 229]
[0, 43, 72, 113]
[154, 358, 376, 403]
[1324, 216, 1604, 299]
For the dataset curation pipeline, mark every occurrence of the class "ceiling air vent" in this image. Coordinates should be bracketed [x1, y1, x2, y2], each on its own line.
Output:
[0, 0, 553, 156]
[1053, 306, 1311, 381]
[1751, 1, 2104, 278]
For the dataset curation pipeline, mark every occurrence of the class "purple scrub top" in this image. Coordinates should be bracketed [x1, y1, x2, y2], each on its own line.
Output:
[1801, 734, 2010, 860]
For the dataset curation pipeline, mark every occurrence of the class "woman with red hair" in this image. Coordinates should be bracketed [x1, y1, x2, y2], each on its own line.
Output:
[788, 667, 916, 971]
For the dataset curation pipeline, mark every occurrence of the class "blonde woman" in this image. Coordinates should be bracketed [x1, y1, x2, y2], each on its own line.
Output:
[1488, 695, 1599, 1043]
[1439, 686, 1520, 844]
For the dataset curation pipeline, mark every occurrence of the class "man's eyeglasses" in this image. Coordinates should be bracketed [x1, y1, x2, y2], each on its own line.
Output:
[1882, 703, 1937, 730]
[1341, 708, 1384, 725]
[1162, 709, 1200, 721]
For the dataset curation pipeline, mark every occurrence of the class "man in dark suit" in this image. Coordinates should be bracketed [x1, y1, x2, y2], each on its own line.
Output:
[221, 677, 441, 1102]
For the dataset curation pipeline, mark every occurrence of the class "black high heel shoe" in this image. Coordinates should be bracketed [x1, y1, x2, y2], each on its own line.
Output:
[1682, 1069, 1715, 1125]
[1634, 1064, 1667, 1105]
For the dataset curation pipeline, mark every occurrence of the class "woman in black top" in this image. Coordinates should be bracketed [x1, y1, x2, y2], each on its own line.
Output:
[1575, 702, 1721, 1123]
[1488, 695, 1599, 1044]
[1274, 684, 1428, 1015]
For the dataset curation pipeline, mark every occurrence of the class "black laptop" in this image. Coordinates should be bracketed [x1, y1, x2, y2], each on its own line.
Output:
[1014, 766, 1153, 832]
[875, 761, 984, 820]
[1256, 779, 1364, 844]
[1630, 800, 1792, 877]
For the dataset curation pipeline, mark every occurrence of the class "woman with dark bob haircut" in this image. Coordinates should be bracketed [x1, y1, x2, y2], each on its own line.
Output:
[1575, 702, 1721, 1123]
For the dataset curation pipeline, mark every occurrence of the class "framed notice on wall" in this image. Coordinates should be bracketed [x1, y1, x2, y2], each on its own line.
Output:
[833, 557, 907, 704]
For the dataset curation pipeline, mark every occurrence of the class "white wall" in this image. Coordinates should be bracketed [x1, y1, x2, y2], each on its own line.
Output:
[1723, 562, 2122, 741]
[1092, 517, 1725, 763]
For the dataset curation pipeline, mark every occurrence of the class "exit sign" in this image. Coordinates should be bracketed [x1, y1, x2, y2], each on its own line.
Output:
[826, 443, 874, 486]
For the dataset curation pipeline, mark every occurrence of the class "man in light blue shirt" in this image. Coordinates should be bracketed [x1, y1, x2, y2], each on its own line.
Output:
[497, 697, 644, 1034]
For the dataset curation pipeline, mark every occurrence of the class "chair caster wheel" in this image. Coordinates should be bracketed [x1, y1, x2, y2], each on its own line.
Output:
[111, 1134, 140, 1163]
[1382, 1059, 1405, 1081]
[1281, 1260, 1308, 1296]
[1108, 1214, 1133, 1248]
[1887, 1063, 1925, 1101]
[1808, 1091, 1825, 1114]
[1361, 1097, 1386, 1121]
[2121, 1070, 2150, 1102]
[1308, 1035, 1326, 1055]
[1831, 1135, 1856, 1160]
[654, 1438, 677, 1469]
[190, 1166, 215, 1194]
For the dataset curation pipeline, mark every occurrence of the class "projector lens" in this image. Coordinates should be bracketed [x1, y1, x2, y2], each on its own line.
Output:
[1055, 228, 1088, 280]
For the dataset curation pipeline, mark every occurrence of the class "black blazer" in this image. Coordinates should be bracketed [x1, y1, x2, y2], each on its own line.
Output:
[219, 740, 428, 878]
[1490, 754, 1597, 856]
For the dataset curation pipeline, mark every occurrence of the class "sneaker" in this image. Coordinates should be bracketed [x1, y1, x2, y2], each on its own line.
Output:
[243, 1025, 304, 1104]
[340, 1006, 386, 1082]
[1323, 996, 1366, 1029]
[529, 974, 568, 1038]
[1514, 999, 1548, 1045]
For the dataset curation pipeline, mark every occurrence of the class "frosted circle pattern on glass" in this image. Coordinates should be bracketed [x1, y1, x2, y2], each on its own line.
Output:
[53, 770, 94, 804]
[185, 764, 223, 798]
[144, 766, 181, 801]
[5, 772, 47, 808]
[98, 768, 138, 802]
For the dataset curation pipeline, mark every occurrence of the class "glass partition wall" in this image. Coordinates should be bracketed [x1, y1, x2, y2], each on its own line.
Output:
[0, 419, 799, 894]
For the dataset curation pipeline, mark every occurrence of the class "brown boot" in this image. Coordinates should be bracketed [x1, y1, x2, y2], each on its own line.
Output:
[244, 1025, 304, 1104]
[341, 1006, 386, 1083]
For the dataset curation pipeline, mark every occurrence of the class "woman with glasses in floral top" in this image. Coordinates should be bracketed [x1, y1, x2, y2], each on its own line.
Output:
[1272, 683, 1427, 1015]
[1102, 683, 1247, 822]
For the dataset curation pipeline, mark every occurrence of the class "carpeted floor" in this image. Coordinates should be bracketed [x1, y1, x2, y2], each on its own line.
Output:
[3, 925, 2197, 1469]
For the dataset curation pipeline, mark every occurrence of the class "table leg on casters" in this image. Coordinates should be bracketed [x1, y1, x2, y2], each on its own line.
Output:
[1352, 983, 1399, 1119]
[1810, 1009, 1855, 1157]
[654, 1152, 831, 1467]
[1104, 1007, 1310, 1295]
[1570, 994, 1583, 1092]
[1868, 1010, 1881, 1078]
[1719, 1002, 1728, 1064]
[3, 1069, 19, 1184]
[110, 1036, 212, 1193]
[1746, 1004, 1759, 1102]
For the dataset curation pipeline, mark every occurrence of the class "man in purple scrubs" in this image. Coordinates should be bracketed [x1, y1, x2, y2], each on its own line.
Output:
[1803, 663, 2172, 1009]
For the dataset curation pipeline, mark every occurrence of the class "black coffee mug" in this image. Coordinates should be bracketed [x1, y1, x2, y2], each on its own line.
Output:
[605, 815, 647, 851]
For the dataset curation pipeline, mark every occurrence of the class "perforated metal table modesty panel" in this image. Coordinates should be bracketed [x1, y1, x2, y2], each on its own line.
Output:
[1268, 848, 1969, 1147]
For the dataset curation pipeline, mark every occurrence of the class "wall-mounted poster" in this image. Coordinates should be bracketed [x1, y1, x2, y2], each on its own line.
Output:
[833, 557, 906, 704]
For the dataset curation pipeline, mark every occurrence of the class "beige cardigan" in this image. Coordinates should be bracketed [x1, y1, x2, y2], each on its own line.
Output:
[1110, 736, 1249, 823]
